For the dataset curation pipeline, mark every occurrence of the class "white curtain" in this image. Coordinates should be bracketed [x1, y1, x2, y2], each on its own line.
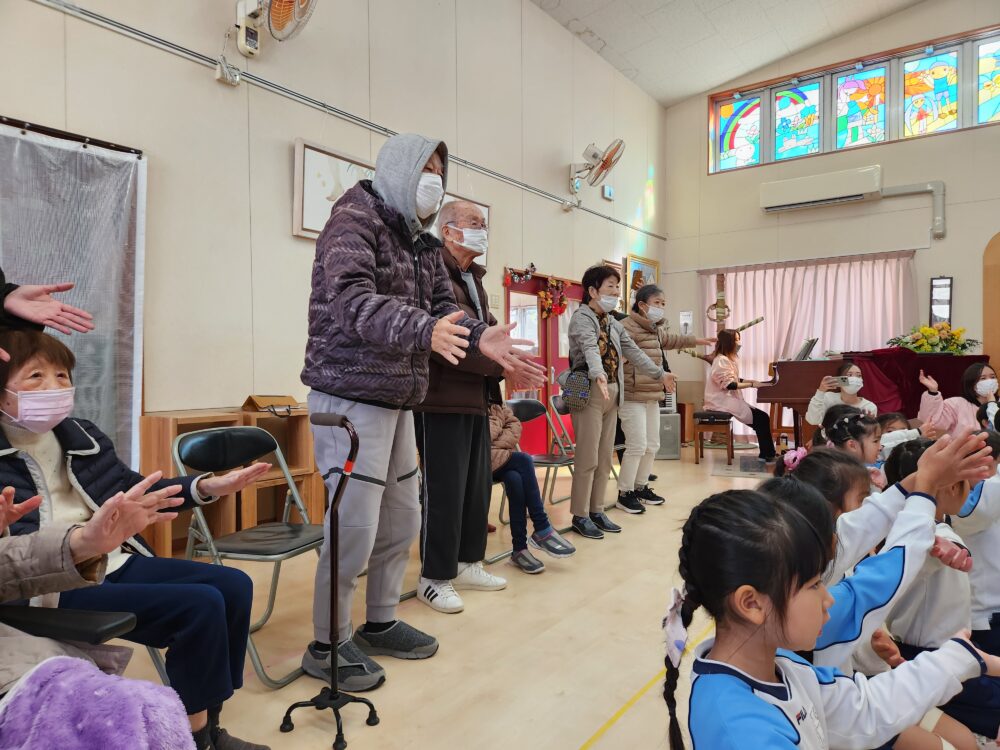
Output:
[699, 251, 917, 420]
[0, 124, 145, 466]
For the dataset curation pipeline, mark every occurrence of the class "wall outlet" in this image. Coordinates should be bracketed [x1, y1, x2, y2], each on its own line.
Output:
[601, 185, 614, 201]
[489, 293, 500, 308]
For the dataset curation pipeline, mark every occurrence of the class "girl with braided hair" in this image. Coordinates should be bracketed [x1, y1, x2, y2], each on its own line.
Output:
[664, 461, 1000, 750]
[813, 405, 886, 489]
[761, 474, 981, 750]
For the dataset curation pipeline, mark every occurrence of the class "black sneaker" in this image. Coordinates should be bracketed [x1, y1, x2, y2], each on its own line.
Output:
[572, 515, 604, 539]
[637, 485, 666, 506]
[615, 490, 645, 514]
[648, 473, 658, 481]
[590, 512, 622, 533]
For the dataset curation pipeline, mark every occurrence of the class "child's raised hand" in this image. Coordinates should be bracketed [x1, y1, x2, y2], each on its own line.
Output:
[871, 628, 905, 668]
[931, 536, 973, 572]
[919, 369, 939, 392]
[911, 432, 992, 493]
[919, 422, 943, 440]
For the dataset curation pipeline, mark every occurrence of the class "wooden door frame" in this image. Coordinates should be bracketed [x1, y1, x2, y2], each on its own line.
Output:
[985, 232, 1000, 363]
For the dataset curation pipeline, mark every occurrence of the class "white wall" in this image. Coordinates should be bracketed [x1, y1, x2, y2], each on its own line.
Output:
[663, 0, 1000, 384]
[0, 0, 667, 411]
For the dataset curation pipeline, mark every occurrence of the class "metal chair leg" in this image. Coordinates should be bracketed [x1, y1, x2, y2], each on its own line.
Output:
[250, 560, 283, 634]
[246, 632, 305, 690]
[485, 547, 513, 565]
[498, 487, 510, 526]
[147, 647, 170, 686]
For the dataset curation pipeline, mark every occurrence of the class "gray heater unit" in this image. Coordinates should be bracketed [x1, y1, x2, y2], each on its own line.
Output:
[656, 408, 681, 460]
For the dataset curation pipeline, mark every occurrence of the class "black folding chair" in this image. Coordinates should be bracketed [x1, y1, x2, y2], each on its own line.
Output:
[498, 399, 574, 525]
[144, 426, 324, 689]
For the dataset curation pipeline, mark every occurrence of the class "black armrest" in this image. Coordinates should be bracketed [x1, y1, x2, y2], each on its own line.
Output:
[0, 605, 136, 645]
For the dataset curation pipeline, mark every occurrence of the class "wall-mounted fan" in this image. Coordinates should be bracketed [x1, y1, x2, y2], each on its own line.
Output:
[569, 139, 625, 194]
[236, 0, 318, 57]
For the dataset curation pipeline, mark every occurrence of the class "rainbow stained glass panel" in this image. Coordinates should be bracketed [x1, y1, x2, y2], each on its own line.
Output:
[978, 40, 1000, 124]
[717, 97, 761, 171]
[903, 51, 959, 137]
[835, 68, 886, 149]
[774, 82, 821, 160]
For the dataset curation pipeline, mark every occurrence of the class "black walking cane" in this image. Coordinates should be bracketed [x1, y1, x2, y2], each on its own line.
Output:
[280, 413, 379, 749]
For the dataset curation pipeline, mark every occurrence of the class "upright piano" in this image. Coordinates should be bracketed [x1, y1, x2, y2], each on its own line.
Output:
[757, 349, 990, 447]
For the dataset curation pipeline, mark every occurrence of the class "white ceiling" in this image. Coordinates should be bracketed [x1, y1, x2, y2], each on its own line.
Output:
[532, 0, 924, 106]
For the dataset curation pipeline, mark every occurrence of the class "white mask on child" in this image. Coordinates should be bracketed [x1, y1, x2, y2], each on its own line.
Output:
[841, 377, 864, 395]
[975, 378, 999, 397]
[1, 387, 75, 434]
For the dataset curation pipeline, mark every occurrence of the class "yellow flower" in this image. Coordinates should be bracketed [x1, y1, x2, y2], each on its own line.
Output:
[920, 326, 936, 337]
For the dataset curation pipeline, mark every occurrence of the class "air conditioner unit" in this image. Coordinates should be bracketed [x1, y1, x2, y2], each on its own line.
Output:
[760, 165, 883, 213]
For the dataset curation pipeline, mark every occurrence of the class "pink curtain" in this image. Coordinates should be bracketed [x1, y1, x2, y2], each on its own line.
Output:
[699, 251, 917, 422]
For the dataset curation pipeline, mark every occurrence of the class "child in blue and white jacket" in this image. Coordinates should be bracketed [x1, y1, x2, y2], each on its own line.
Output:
[949, 431, 1000, 655]
[663, 453, 997, 750]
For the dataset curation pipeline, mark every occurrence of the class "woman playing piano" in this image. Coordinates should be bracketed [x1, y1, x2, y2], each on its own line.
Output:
[702, 329, 776, 461]
[805, 361, 877, 426]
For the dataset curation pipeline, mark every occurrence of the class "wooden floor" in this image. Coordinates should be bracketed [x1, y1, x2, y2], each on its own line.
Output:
[121, 447, 756, 749]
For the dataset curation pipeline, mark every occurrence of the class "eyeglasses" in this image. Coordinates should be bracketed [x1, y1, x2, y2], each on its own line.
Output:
[446, 222, 488, 231]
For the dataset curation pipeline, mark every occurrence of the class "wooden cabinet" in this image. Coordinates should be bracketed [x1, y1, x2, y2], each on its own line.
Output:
[139, 407, 325, 557]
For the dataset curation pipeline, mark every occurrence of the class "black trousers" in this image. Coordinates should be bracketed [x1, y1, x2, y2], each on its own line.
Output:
[415, 412, 491, 580]
[749, 406, 776, 460]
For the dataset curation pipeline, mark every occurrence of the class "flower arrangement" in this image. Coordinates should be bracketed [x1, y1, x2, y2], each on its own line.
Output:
[886, 322, 981, 354]
[538, 277, 568, 319]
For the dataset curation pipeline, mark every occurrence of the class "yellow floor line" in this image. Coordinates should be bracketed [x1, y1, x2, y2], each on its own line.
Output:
[577, 621, 715, 750]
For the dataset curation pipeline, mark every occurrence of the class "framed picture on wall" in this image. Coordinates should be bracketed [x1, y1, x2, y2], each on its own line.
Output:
[625, 254, 660, 311]
[429, 193, 492, 269]
[929, 276, 953, 325]
[293, 139, 375, 239]
[603, 259, 624, 312]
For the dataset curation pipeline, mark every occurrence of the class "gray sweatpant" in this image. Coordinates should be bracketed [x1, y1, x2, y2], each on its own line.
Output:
[308, 390, 421, 643]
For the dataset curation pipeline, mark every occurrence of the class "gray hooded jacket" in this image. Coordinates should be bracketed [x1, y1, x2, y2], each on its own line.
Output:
[302, 133, 487, 408]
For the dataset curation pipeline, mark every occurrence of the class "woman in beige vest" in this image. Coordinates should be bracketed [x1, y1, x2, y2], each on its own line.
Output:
[618, 285, 714, 511]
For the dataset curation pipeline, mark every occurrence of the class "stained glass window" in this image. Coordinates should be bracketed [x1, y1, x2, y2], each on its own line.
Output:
[835, 68, 886, 149]
[717, 97, 761, 171]
[978, 40, 1000, 124]
[903, 50, 959, 137]
[774, 83, 821, 160]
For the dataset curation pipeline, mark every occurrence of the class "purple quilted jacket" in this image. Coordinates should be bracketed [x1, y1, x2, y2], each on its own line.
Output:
[301, 181, 485, 408]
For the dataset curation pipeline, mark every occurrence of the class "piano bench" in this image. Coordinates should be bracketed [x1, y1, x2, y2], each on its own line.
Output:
[693, 413, 734, 466]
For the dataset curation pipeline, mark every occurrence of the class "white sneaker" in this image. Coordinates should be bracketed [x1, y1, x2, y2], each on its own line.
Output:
[417, 577, 464, 614]
[453, 561, 507, 591]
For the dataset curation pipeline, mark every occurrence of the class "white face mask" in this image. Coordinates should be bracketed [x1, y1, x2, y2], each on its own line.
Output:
[842, 376, 864, 395]
[452, 226, 488, 255]
[415, 173, 444, 219]
[644, 306, 665, 323]
[598, 295, 619, 313]
[976, 378, 999, 397]
[2, 387, 75, 434]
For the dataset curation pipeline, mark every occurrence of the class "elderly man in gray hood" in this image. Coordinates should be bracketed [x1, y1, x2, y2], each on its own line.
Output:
[301, 133, 542, 691]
